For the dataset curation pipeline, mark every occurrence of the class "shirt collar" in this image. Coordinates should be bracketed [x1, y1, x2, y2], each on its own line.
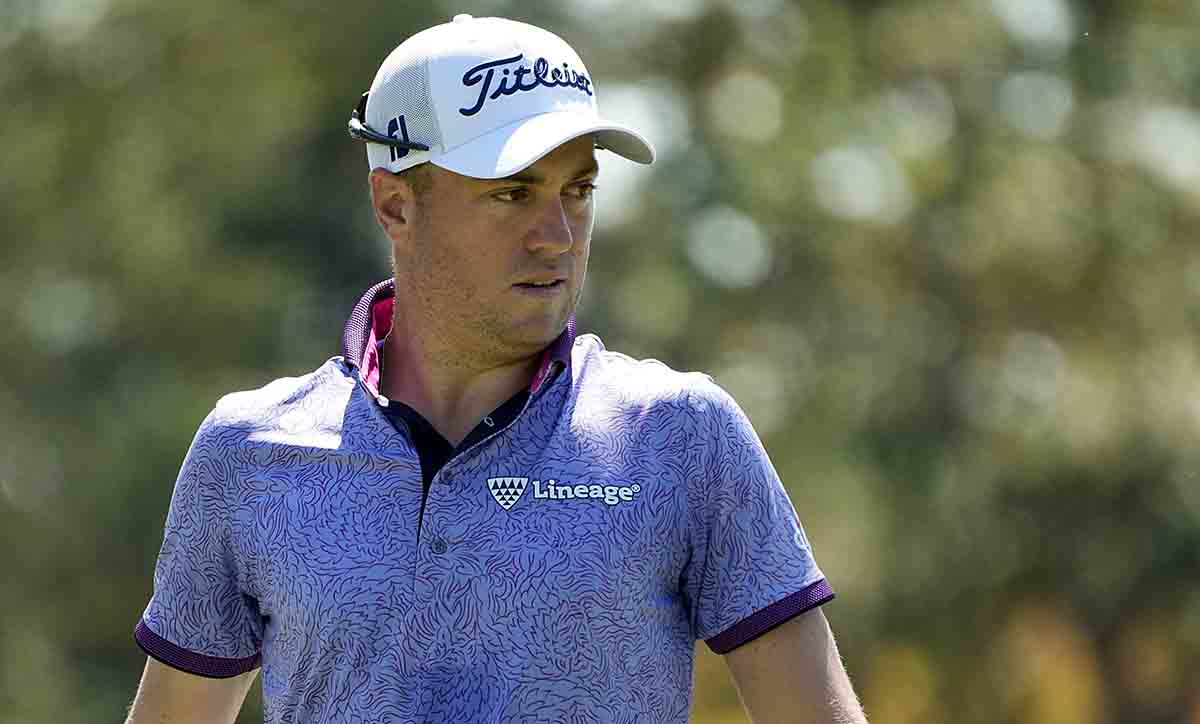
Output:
[340, 278, 576, 399]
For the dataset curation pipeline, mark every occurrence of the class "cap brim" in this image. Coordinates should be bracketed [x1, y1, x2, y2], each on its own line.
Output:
[431, 110, 656, 179]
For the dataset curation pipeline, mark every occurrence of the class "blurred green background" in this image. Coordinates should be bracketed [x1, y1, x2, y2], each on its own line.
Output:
[2, 0, 1199, 722]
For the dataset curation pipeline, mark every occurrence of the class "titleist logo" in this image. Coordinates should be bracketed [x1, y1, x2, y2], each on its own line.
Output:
[460, 54, 594, 117]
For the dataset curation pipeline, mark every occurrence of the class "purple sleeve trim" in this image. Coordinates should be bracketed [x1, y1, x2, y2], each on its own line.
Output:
[705, 579, 836, 655]
[134, 619, 261, 679]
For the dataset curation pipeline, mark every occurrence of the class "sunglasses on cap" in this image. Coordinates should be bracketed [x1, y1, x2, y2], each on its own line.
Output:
[346, 92, 430, 152]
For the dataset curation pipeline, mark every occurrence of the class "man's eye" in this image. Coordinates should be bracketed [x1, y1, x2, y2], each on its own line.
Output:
[569, 183, 597, 200]
[494, 188, 531, 203]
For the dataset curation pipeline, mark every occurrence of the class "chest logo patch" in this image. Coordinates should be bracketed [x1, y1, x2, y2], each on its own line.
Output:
[486, 477, 642, 510]
[488, 476, 529, 510]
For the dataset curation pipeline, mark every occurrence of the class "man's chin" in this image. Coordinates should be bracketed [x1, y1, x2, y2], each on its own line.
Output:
[503, 312, 571, 354]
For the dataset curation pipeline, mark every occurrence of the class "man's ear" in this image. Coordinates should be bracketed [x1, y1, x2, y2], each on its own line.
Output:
[369, 168, 419, 240]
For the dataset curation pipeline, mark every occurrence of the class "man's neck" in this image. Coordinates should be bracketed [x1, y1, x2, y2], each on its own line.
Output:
[380, 320, 539, 447]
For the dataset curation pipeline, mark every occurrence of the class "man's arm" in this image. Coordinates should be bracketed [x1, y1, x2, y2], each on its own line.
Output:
[724, 607, 867, 724]
[125, 657, 257, 724]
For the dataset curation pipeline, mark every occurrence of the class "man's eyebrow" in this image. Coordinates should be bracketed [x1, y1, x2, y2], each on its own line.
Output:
[499, 160, 600, 185]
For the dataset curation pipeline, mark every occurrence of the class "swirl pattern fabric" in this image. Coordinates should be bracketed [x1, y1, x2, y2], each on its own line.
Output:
[137, 334, 831, 722]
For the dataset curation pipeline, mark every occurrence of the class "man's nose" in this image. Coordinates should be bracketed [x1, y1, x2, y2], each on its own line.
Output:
[525, 196, 574, 255]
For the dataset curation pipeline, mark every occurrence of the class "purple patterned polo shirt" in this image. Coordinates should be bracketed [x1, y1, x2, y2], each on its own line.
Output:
[135, 280, 834, 722]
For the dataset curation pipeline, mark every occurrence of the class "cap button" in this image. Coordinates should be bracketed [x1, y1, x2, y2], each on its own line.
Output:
[452, 13, 473, 23]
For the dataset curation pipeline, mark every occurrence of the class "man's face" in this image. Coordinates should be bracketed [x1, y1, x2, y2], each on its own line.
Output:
[379, 136, 598, 365]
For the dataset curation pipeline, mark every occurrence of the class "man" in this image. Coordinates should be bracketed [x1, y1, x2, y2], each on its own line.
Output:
[126, 14, 868, 724]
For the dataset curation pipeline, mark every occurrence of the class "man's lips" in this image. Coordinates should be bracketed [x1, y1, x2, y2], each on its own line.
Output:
[514, 279, 565, 292]
[513, 274, 567, 289]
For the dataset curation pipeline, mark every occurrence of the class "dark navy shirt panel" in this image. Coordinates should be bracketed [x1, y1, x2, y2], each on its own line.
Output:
[382, 389, 532, 492]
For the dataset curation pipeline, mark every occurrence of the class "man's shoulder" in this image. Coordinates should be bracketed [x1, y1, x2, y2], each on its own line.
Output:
[569, 333, 731, 411]
[200, 357, 355, 447]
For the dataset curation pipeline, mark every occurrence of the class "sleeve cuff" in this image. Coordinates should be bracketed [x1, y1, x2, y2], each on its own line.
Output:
[704, 578, 836, 655]
[135, 619, 261, 679]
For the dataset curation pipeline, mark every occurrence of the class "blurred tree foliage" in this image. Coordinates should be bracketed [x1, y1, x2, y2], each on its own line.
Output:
[2, 0, 1199, 722]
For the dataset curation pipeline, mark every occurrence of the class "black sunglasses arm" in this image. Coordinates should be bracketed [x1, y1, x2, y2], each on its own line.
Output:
[346, 92, 431, 151]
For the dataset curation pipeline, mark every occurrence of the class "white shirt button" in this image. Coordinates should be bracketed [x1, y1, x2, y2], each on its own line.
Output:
[453, 13, 473, 23]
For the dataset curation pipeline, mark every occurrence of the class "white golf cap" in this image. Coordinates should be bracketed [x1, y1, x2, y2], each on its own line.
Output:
[350, 14, 656, 179]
